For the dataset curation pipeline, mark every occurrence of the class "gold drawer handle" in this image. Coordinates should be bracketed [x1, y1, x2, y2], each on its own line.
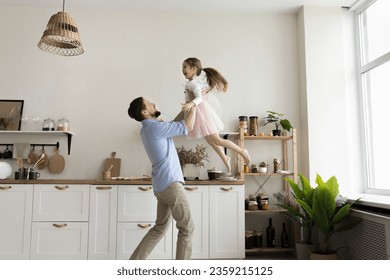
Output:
[220, 187, 233, 192]
[138, 186, 152, 191]
[137, 224, 152, 229]
[0, 186, 12, 190]
[96, 186, 112, 190]
[53, 223, 67, 228]
[55, 185, 69, 190]
[184, 186, 198, 191]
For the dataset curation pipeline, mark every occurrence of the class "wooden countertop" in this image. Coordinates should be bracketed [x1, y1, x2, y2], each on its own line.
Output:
[1, 179, 244, 185]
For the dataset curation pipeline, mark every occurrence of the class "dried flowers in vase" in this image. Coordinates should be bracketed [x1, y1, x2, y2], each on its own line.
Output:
[176, 144, 209, 167]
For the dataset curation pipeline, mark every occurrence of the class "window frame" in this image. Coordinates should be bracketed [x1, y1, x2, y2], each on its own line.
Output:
[354, 0, 390, 195]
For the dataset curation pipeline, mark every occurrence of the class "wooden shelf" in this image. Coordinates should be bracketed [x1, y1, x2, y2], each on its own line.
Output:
[0, 131, 75, 155]
[245, 247, 294, 254]
[245, 209, 287, 214]
[244, 135, 293, 141]
[244, 172, 293, 176]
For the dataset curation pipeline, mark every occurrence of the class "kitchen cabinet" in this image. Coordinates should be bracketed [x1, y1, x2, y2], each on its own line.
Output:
[172, 185, 209, 259]
[32, 184, 89, 221]
[238, 128, 297, 257]
[209, 185, 245, 259]
[117, 185, 173, 259]
[88, 185, 117, 260]
[117, 222, 173, 260]
[0, 184, 33, 260]
[0, 182, 245, 260]
[30, 222, 88, 260]
[30, 184, 89, 259]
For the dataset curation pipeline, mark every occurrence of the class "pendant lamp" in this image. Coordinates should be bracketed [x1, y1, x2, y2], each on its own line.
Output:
[38, 0, 84, 56]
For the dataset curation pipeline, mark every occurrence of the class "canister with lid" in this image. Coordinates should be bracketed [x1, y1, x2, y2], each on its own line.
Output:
[57, 118, 69, 131]
[249, 116, 258, 136]
[239, 116, 248, 135]
[42, 118, 55, 131]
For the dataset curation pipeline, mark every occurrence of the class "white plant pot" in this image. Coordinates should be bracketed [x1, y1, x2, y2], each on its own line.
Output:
[183, 164, 201, 180]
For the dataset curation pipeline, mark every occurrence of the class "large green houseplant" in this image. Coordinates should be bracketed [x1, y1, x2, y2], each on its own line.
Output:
[297, 174, 360, 257]
[280, 174, 315, 244]
[278, 173, 315, 259]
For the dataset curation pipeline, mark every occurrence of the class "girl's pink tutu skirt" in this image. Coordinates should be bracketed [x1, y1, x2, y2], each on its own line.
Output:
[187, 94, 224, 139]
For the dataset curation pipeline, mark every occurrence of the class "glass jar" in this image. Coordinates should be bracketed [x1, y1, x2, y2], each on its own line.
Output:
[238, 116, 248, 135]
[273, 158, 280, 173]
[249, 116, 258, 136]
[57, 118, 69, 131]
[42, 118, 55, 131]
[251, 164, 258, 173]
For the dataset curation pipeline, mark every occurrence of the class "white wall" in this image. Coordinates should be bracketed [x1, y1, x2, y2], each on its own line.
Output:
[297, 6, 362, 193]
[0, 7, 301, 181]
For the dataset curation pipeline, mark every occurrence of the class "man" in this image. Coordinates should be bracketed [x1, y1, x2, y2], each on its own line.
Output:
[127, 97, 196, 260]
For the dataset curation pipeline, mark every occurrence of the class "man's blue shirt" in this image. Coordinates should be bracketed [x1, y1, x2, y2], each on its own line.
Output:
[140, 118, 188, 193]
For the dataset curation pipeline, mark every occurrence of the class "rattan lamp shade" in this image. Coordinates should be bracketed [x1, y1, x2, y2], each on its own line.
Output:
[38, 12, 84, 56]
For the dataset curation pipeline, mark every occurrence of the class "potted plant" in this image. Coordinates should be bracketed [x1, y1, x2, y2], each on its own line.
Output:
[278, 173, 315, 259]
[263, 111, 293, 136]
[176, 144, 209, 179]
[297, 173, 361, 259]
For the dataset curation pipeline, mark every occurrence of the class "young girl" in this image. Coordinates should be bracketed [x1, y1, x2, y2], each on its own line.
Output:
[181, 57, 250, 172]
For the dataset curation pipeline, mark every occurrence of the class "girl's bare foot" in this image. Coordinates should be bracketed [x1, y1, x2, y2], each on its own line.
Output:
[224, 156, 231, 173]
[242, 149, 251, 165]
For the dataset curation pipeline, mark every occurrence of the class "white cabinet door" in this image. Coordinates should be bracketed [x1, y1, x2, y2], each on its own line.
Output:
[30, 222, 88, 259]
[117, 185, 156, 222]
[0, 184, 33, 260]
[33, 184, 89, 221]
[88, 185, 117, 260]
[209, 185, 245, 259]
[116, 222, 173, 260]
[172, 185, 209, 259]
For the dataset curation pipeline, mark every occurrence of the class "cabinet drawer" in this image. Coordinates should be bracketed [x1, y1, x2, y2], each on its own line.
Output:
[30, 222, 88, 260]
[118, 185, 157, 222]
[116, 222, 172, 260]
[33, 184, 89, 221]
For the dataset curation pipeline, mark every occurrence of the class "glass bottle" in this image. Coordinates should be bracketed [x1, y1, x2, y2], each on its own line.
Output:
[281, 222, 289, 248]
[273, 158, 280, 173]
[266, 218, 275, 247]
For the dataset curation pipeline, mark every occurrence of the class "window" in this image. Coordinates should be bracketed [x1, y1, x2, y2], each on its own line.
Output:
[356, 0, 390, 193]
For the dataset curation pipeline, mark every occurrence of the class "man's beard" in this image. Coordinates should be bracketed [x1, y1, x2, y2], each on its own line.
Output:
[153, 111, 161, 118]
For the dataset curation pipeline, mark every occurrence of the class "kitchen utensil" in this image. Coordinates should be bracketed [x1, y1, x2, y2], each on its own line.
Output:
[103, 171, 111, 180]
[38, 149, 48, 170]
[16, 157, 24, 169]
[0, 161, 12, 179]
[1, 146, 13, 159]
[48, 148, 65, 173]
[28, 147, 39, 165]
[32, 153, 46, 169]
[106, 164, 113, 172]
[28, 170, 40, 180]
[207, 169, 222, 180]
[104, 152, 121, 177]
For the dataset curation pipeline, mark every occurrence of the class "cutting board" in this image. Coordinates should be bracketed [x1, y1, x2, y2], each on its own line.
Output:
[104, 152, 121, 177]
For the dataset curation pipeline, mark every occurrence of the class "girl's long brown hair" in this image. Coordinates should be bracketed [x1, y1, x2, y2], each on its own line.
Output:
[184, 57, 228, 93]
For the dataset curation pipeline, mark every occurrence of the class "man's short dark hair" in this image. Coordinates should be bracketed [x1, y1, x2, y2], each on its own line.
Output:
[128, 97, 145, 122]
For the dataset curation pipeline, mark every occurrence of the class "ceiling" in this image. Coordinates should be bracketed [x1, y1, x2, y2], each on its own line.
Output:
[0, 0, 359, 13]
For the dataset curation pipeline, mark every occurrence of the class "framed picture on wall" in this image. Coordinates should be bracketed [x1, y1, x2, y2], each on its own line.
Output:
[0, 100, 24, 131]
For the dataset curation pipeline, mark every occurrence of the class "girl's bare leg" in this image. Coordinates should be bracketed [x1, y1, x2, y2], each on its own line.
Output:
[205, 139, 231, 172]
[204, 133, 251, 167]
